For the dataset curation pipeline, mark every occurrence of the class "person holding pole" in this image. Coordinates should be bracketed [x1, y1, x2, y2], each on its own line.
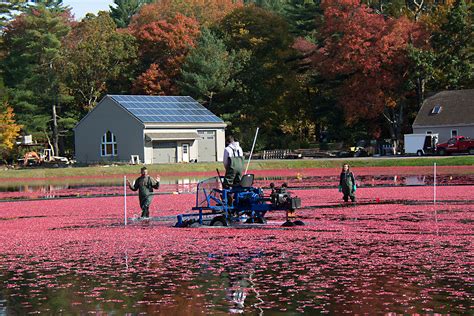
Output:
[223, 135, 244, 188]
[127, 166, 160, 218]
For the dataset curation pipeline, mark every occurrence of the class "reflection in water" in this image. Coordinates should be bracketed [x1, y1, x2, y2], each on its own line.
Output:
[404, 175, 426, 186]
[0, 178, 201, 200]
[0, 174, 472, 201]
[227, 277, 248, 314]
[259, 174, 474, 187]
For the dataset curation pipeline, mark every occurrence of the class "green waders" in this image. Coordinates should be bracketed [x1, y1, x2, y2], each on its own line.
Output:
[340, 171, 356, 202]
[139, 194, 153, 218]
[131, 176, 159, 217]
[224, 156, 244, 188]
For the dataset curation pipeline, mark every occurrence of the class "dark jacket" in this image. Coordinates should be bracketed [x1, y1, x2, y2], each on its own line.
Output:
[130, 175, 160, 198]
[339, 171, 355, 190]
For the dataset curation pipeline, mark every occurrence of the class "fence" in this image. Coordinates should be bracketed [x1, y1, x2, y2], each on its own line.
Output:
[262, 149, 291, 160]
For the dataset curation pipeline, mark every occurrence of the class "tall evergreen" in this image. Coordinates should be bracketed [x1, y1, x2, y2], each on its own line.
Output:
[0, 0, 30, 30]
[432, 0, 473, 89]
[178, 28, 248, 113]
[283, 0, 322, 42]
[110, 0, 152, 28]
[2, 4, 72, 155]
[243, 0, 289, 14]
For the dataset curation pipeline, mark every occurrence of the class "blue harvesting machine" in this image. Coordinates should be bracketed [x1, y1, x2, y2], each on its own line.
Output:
[175, 174, 303, 227]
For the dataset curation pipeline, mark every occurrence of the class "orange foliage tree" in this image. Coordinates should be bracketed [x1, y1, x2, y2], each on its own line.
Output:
[131, 13, 200, 95]
[129, 0, 242, 29]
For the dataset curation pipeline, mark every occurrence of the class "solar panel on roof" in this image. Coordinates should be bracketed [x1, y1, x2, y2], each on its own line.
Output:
[109, 95, 224, 123]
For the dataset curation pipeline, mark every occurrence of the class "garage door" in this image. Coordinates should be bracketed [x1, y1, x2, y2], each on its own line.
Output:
[198, 130, 216, 162]
[153, 141, 177, 163]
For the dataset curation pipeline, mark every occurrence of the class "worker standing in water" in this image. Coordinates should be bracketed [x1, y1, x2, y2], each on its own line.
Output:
[127, 167, 160, 218]
[223, 135, 244, 188]
[339, 163, 356, 203]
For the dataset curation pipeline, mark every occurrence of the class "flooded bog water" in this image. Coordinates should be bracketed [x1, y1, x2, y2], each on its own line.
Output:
[0, 177, 201, 200]
[1, 173, 472, 201]
[0, 166, 472, 314]
[0, 184, 472, 314]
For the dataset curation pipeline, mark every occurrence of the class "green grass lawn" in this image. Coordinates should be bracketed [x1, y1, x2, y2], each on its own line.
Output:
[0, 156, 472, 179]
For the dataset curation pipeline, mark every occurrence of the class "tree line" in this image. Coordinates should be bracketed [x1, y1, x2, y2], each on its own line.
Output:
[0, 0, 472, 161]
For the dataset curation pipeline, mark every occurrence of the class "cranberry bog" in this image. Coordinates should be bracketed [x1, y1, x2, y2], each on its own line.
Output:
[0, 166, 472, 314]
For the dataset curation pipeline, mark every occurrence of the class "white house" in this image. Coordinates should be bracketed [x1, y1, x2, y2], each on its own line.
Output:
[412, 89, 474, 142]
[74, 95, 226, 164]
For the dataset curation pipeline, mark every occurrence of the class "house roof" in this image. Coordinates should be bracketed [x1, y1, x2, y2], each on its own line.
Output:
[108, 95, 225, 124]
[413, 89, 474, 127]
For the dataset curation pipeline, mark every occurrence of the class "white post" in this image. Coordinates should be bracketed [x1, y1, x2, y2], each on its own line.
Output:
[245, 127, 260, 175]
[124, 175, 127, 226]
[433, 163, 436, 205]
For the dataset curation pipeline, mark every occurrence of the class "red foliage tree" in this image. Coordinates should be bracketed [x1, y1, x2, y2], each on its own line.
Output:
[314, 0, 426, 141]
[131, 13, 200, 95]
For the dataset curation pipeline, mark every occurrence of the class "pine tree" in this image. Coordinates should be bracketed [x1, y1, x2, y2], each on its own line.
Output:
[178, 28, 248, 113]
[110, 0, 152, 28]
[2, 4, 72, 155]
[283, 0, 322, 42]
[432, 0, 473, 89]
[243, 0, 289, 14]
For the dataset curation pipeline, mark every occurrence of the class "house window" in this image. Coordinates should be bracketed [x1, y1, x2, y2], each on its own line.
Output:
[431, 105, 442, 114]
[101, 131, 117, 156]
[451, 129, 458, 138]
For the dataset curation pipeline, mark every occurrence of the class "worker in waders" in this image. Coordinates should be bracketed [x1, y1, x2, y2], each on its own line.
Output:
[339, 163, 356, 202]
[223, 135, 244, 188]
[127, 167, 160, 218]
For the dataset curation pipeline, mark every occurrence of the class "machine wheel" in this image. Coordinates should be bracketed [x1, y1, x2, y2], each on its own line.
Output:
[469, 148, 474, 155]
[211, 217, 228, 227]
[282, 221, 295, 227]
[438, 148, 446, 156]
[416, 150, 423, 156]
[189, 221, 201, 228]
[293, 220, 305, 226]
[246, 217, 267, 224]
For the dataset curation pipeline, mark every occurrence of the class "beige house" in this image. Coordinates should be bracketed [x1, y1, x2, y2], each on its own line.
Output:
[412, 89, 474, 142]
[74, 95, 226, 164]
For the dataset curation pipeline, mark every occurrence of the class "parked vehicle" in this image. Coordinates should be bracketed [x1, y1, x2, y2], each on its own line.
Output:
[19, 148, 71, 166]
[404, 134, 439, 156]
[436, 136, 474, 155]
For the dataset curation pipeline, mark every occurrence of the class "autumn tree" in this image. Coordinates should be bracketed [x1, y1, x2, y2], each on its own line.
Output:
[314, 0, 426, 148]
[0, 102, 21, 160]
[132, 13, 200, 95]
[60, 11, 138, 112]
[129, 0, 242, 29]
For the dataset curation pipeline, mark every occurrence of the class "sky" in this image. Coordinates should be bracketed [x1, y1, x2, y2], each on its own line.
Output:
[63, 0, 115, 20]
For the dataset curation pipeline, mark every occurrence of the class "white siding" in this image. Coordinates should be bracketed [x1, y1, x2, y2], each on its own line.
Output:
[143, 127, 225, 164]
[412, 125, 474, 143]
